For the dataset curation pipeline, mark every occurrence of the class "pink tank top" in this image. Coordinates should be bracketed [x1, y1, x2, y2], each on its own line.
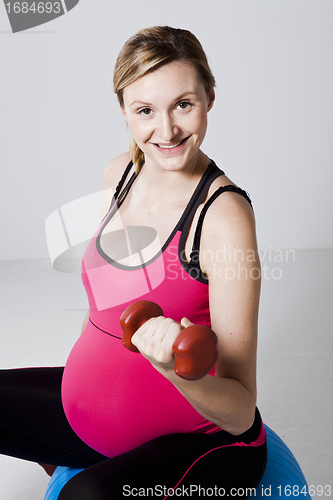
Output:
[61, 161, 226, 458]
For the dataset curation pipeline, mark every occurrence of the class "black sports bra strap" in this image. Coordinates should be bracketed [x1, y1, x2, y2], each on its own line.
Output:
[189, 185, 253, 266]
[178, 161, 225, 231]
[108, 161, 135, 214]
[106, 161, 136, 215]
[113, 161, 134, 200]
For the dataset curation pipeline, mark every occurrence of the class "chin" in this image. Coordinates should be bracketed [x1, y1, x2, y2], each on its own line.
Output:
[144, 146, 200, 172]
[153, 156, 194, 173]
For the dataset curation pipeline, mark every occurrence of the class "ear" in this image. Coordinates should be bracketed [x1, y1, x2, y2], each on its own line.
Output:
[207, 88, 215, 112]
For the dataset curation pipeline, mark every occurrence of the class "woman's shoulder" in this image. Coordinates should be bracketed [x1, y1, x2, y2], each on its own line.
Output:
[201, 172, 257, 255]
[102, 152, 132, 192]
[206, 169, 253, 215]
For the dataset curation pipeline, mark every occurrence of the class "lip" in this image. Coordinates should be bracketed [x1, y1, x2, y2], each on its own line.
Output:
[151, 136, 190, 154]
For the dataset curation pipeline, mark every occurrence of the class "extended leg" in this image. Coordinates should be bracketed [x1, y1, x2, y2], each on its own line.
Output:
[0, 367, 108, 467]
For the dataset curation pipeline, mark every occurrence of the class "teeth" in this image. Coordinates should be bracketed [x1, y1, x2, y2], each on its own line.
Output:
[158, 141, 182, 149]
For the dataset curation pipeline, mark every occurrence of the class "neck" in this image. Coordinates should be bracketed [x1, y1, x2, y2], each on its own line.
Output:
[136, 152, 208, 204]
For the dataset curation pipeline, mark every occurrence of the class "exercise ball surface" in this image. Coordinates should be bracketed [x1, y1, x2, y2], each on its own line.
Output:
[256, 425, 310, 499]
[44, 466, 84, 500]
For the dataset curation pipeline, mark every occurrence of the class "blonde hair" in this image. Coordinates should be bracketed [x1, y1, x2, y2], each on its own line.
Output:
[113, 26, 215, 174]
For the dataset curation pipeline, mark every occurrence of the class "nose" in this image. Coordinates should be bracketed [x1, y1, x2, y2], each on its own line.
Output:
[156, 112, 178, 141]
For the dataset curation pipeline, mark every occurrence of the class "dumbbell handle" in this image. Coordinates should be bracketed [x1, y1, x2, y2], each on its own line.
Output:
[119, 300, 218, 381]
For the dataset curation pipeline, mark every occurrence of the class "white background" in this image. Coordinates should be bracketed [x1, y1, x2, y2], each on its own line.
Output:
[0, 1, 332, 499]
[0, 0, 332, 257]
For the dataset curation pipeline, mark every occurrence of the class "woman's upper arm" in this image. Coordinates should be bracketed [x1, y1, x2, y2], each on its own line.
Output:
[81, 310, 90, 335]
[201, 192, 260, 399]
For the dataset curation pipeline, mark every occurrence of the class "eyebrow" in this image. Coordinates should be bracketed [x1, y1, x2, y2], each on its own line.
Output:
[129, 92, 198, 108]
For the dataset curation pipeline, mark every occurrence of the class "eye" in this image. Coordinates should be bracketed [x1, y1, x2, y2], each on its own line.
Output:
[177, 101, 192, 110]
[138, 107, 153, 116]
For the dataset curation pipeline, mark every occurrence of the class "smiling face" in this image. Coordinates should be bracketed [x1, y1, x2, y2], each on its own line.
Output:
[120, 61, 215, 173]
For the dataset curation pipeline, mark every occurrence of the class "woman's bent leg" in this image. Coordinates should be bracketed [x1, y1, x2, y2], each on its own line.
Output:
[0, 367, 108, 467]
[59, 424, 267, 499]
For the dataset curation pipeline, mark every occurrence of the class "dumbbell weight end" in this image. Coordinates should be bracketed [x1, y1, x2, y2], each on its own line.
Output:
[119, 300, 163, 352]
[172, 325, 218, 381]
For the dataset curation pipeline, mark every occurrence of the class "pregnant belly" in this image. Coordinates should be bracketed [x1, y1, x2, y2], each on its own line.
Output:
[61, 320, 206, 457]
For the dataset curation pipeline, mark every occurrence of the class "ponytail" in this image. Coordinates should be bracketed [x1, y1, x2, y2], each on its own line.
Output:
[130, 137, 145, 174]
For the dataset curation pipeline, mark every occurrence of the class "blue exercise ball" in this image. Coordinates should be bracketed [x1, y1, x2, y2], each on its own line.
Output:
[44, 466, 84, 500]
[44, 425, 310, 500]
[256, 425, 310, 499]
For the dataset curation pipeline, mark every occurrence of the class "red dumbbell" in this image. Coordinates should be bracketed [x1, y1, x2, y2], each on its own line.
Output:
[119, 300, 218, 381]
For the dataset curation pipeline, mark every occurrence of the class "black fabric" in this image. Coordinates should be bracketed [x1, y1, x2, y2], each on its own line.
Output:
[0, 367, 266, 499]
[0, 367, 108, 467]
[59, 437, 266, 500]
[188, 184, 253, 282]
[1, 164, 267, 498]
[177, 160, 225, 234]
[176, 160, 225, 232]
[96, 160, 225, 271]
[112, 161, 134, 204]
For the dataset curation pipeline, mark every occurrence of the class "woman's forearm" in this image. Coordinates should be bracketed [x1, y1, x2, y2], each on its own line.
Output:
[158, 368, 256, 435]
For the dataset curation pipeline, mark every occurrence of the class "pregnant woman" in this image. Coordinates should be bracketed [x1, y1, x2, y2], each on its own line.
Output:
[0, 26, 267, 499]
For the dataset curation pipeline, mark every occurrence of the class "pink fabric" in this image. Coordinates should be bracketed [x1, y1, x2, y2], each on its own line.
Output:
[61, 230, 214, 457]
[61, 168, 264, 458]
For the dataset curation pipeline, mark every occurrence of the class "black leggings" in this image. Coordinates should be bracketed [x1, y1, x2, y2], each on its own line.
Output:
[0, 367, 267, 499]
